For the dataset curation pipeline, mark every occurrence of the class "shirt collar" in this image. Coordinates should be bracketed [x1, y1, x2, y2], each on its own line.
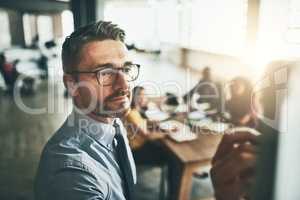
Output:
[70, 109, 120, 151]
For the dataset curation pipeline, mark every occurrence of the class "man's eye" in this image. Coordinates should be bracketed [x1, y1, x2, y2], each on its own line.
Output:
[123, 67, 131, 73]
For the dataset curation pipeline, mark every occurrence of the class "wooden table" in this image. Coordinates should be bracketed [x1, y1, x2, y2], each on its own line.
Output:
[158, 123, 222, 200]
[145, 104, 223, 199]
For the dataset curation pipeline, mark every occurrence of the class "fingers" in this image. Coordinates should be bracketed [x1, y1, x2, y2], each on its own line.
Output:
[214, 180, 242, 200]
[212, 132, 258, 164]
[211, 144, 256, 187]
[211, 156, 256, 200]
[211, 131, 259, 200]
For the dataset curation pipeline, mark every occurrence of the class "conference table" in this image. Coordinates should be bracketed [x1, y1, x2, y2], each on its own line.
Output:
[149, 115, 223, 200]
[144, 97, 225, 199]
[162, 133, 221, 200]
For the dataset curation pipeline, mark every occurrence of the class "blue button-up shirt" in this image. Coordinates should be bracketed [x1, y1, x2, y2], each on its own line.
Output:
[34, 111, 136, 200]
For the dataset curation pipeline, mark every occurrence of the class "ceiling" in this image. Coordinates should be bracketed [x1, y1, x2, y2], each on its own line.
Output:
[0, 0, 70, 13]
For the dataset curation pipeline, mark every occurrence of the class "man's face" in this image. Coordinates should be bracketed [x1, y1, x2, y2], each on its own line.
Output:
[203, 68, 211, 80]
[231, 82, 245, 97]
[72, 39, 132, 117]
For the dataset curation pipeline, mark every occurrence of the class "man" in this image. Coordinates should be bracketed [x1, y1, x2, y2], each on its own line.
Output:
[35, 21, 140, 200]
[226, 77, 257, 127]
[210, 60, 296, 200]
[183, 67, 221, 111]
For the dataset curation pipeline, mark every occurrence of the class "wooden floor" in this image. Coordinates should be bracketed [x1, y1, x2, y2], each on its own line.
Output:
[0, 53, 213, 200]
[0, 81, 70, 200]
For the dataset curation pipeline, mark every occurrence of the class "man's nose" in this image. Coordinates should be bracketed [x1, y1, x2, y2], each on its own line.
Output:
[113, 71, 129, 90]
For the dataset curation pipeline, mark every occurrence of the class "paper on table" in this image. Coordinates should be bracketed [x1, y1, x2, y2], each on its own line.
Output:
[188, 111, 206, 121]
[206, 122, 231, 133]
[189, 118, 213, 127]
[159, 120, 182, 131]
[160, 120, 197, 142]
[169, 126, 197, 142]
[190, 119, 231, 133]
[145, 109, 170, 121]
[197, 102, 211, 111]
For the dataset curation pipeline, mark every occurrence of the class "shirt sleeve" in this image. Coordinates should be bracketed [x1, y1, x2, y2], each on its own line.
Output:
[47, 167, 109, 200]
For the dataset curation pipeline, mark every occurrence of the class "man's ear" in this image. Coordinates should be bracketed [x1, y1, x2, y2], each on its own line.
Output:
[63, 74, 79, 97]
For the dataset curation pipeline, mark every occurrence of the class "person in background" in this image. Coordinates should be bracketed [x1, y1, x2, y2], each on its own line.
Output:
[123, 86, 167, 165]
[131, 86, 149, 119]
[124, 86, 149, 150]
[0, 53, 19, 93]
[226, 77, 257, 127]
[30, 35, 40, 49]
[210, 60, 297, 200]
[183, 67, 220, 111]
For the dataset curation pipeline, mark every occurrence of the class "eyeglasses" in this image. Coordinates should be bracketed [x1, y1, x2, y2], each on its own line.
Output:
[67, 64, 140, 86]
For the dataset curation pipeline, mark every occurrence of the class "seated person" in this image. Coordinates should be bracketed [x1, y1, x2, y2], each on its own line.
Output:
[124, 86, 149, 150]
[123, 86, 167, 165]
[210, 60, 298, 200]
[183, 67, 220, 111]
[0, 53, 35, 95]
[226, 77, 257, 127]
[0, 53, 19, 93]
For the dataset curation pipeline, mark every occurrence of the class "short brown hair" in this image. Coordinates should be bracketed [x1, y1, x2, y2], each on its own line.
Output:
[62, 21, 126, 73]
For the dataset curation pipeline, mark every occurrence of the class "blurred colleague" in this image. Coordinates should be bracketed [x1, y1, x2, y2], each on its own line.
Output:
[183, 67, 220, 110]
[130, 86, 149, 119]
[0, 53, 19, 93]
[35, 21, 139, 200]
[123, 86, 167, 165]
[30, 34, 40, 49]
[210, 60, 298, 200]
[226, 77, 257, 127]
[124, 86, 148, 150]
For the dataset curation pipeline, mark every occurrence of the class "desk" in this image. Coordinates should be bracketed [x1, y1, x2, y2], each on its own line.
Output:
[145, 107, 223, 199]
[159, 127, 222, 200]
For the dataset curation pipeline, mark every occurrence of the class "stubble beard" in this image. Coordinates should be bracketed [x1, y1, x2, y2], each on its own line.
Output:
[93, 98, 131, 118]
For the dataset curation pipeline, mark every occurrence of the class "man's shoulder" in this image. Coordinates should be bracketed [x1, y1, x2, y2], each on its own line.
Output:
[38, 119, 97, 173]
[35, 130, 110, 200]
[43, 119, 81, 153]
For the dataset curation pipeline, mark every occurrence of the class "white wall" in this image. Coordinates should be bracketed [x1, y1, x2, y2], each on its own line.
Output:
[162, 0, 300, 83]
[184, 48, 251, 81]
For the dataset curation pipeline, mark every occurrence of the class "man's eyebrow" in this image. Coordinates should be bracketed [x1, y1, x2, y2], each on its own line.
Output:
[93, 63, 114, 71]
[124, 61, 133, 66]
[95, 63, 114, 69]
[93, 61, 133, 70]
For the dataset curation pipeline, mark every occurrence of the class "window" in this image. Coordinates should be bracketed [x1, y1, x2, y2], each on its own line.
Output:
[62, 10, 74, 38]
[23, 14, 55, 46]
[0, 9, 11, 49]
[285, 0, 300, 44]
[156, 0, 179, 43]
[105, 1, 158, 49]
[188, 0, 248, 56]
[257, 0, 300, 61]
[37, 15, 54, 43]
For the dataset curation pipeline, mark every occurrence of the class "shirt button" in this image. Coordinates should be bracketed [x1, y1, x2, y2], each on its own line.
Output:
[107, 144, 111, 148]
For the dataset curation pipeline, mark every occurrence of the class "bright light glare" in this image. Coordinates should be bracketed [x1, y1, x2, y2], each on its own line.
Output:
[62, 10, 74, 38]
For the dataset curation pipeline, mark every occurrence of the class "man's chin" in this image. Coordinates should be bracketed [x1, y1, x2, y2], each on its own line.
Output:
[95, 101, 130, 118]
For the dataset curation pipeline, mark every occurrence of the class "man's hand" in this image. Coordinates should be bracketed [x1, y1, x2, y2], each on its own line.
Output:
[210, 132, 258, 200]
